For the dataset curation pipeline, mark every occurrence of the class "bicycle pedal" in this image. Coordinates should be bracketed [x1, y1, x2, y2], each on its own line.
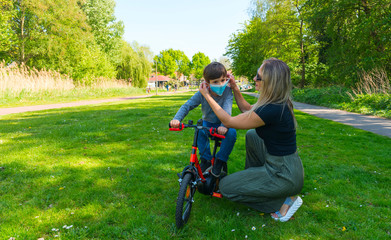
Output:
[203, 166, 212, 175]
[212, 192, 223, 198]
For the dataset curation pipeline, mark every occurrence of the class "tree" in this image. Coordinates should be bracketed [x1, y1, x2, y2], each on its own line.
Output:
[5, 0, 44, 64]
[0, 0, 117, 82]
[153, 49, 191, 79]
[225, 17, 269, 80]
[227, 0, 317, 86]
[219, 56, 232, 71]
[0, 0, 155, 85]
[154, 50, 177, 78]
[0, 0, 17, 62]
[81, 0, 124, 65]
[167, 49, 191, 78]
[191, 52, 210, 80]
[117, 40, 151, 88]
[34, 0, 117, 81]
[306, 0, 391, 86]
[132, 41, 154, 62]
[294, 0, 308, 87]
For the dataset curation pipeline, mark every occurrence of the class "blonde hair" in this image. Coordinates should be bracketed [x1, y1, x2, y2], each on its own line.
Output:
[250, 58, 297, 127]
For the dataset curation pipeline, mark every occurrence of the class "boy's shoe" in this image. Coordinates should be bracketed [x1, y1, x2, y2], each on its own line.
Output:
[200, 158, 211, 173]
[197, 172, 216, 195]
[211, 158, 224, 177]
[221, 162, 228, 177]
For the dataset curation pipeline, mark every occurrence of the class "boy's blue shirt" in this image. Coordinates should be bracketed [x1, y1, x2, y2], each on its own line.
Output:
[173, 86, 233, 126]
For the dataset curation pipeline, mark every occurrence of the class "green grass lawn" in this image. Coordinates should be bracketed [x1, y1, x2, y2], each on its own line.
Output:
[0, 87, 173, 108]
[0, 93, 390, 239]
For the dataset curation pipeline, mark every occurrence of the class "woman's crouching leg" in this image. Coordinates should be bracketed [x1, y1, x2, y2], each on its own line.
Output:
[219, 167, 285, 213]
[245, 129, 267, 168]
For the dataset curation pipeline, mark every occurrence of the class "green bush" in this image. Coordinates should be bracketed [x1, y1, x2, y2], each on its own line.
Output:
[292, 87, 391, 119]
[351, 94, 391, 110]
[292, 86, 351, 106]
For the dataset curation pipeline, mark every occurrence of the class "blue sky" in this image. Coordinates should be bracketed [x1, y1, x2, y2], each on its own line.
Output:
[114, 0, 251, 61]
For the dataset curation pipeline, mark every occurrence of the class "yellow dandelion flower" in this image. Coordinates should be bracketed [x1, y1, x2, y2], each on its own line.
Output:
[342, 226, 346, 231]
[259, 213, 264, 216]
[59, 187, 64, 190]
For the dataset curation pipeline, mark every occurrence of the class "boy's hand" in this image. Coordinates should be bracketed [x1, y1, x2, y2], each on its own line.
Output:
[217, 126, 228, 135]
[170, 120, 180, 128]
[199, 81, 210, 97]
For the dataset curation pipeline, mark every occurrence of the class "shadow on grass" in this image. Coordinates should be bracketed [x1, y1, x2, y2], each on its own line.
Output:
[0, 95, 244, 239]
[0, 94, 390, 239]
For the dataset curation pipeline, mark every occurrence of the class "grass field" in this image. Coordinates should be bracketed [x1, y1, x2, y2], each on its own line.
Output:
[0, 93, 390, 239]
[0, 87, 157, 108]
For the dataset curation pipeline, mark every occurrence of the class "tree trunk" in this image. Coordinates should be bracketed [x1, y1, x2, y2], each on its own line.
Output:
[299, 19, 306, 88]
[295, 1, 306, 88]
[20, 11, 25, 63]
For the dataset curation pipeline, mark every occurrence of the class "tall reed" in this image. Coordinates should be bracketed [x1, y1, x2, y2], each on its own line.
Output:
[78, 77, 132, 89]
[353, 68, 390, 95]
[0, 61, 133, 97]
[0, 61, 75, 94]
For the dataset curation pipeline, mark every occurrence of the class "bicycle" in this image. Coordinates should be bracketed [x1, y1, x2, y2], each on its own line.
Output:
[169, 119, 227, 228]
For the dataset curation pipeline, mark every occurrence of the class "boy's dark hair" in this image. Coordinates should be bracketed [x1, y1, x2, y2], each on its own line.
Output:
[203, 62, 227, 82]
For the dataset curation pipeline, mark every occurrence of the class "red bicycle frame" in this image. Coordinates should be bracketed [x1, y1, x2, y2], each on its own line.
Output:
[169, 120, 225, 183]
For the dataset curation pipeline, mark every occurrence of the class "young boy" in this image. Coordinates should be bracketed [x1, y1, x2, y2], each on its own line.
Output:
[170, 62, 237, 178]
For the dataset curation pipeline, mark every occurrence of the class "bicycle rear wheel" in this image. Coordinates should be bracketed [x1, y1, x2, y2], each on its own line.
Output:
[175, 173, 195, 228]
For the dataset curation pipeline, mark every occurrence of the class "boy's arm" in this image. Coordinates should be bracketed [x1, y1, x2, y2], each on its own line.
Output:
[220, 90, 234, 128]
[173, 92, 202, 122]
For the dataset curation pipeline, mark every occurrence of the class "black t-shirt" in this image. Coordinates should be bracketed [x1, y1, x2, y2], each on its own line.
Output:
[254, 103, 296, 156]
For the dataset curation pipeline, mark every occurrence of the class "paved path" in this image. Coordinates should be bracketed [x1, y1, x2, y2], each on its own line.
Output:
[1, 91, 390, 138]
[243, 92, 391, 138]
[0, 90, 190, 116]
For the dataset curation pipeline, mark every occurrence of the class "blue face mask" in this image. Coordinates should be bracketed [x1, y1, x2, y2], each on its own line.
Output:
[210, 80, 229, 96]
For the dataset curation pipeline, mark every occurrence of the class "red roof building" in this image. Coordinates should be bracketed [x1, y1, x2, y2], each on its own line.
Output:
[148, 74, 172, 82]
[148, 73, 173, 88]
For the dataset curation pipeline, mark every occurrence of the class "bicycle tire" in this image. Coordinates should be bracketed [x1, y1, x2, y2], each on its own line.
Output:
[175, 173, 195, 228]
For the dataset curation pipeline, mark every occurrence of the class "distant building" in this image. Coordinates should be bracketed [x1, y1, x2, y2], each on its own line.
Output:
[148, 73, 172, 88]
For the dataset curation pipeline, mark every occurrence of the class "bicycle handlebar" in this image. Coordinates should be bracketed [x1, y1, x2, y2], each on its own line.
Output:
[207, 127, 226, 139]
[169, 123, 185, 131]
[169, 122, 226, 139]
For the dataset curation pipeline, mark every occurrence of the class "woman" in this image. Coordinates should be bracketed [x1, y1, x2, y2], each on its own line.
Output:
[199, 58, 304, 222]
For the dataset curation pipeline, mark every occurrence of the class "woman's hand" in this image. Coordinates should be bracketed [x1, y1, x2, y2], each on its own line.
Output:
[199, 81, 210, 98]
[227, 73, 239, 91]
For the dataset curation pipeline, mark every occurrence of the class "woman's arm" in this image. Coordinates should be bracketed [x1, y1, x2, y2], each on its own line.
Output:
[228, 74, 252, 113]
[200, 82, 264, 129]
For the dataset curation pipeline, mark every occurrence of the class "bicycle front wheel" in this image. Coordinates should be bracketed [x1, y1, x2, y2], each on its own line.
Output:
[175, 173, 195, 228]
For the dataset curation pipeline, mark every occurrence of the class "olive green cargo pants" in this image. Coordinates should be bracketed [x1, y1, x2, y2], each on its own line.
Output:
[219, 129, 304, 213]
